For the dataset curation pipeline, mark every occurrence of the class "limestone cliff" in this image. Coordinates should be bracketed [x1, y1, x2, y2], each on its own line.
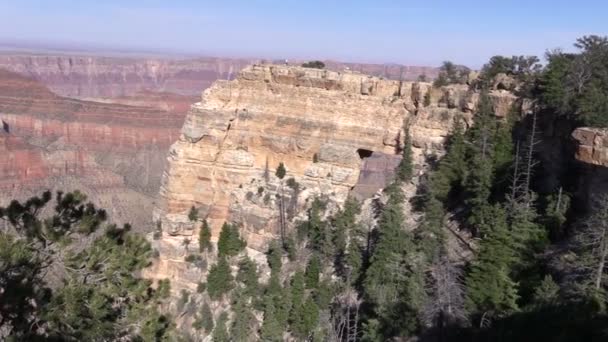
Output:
[149, 65, 519, 291]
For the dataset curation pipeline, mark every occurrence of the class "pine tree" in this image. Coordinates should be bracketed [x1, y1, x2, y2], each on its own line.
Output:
[231, 293, 255, 342]
[291, 297, 320, 339]
[466, 204, 519, 315]
[207, 257, 234, 300]
[267, 240, 282, 275]
[217, 222, 246, 257]
[305, 254, 321, 289]
[188, 206, 199, 222]
[193, 302, 214, 333]
[199, 220, 212, 253]
[261, 300, 283, 341]
[465, 90, 497, 235]
[236, 256, 259, 297]
[396, 129, 414, 182]
[212, 312, 229, 342]
[0, 191, 173, 340]
[363, 183, 424, 337]
[275, 162, 287, 179]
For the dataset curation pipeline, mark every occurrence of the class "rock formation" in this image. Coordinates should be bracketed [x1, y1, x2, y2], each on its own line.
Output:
[0, 69, 191, 228]
[572, 127, 608, 167]
[150, 64, 519, 292]
[0, 52, 438, 98]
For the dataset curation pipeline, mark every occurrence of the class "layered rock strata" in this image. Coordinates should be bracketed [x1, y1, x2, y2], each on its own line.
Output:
[0, 70, 190, 228]
[0, 52, 438, 98]
[150, 65, 520, 291]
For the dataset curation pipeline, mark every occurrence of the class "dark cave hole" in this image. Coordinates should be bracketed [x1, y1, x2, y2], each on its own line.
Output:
[357, 148, 373, 159]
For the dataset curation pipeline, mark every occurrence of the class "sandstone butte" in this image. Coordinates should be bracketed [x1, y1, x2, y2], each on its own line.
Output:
[0, 69, 194, 227]
[148, 64, 521, 291]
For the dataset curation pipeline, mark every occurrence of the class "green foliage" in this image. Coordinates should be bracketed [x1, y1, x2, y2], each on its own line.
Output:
[466, 205, 519, 314]
[267, 240, 283, 274]
[231, 293, 256, 341]
[217, 222, 246, 258]
[236, 256, 259, 297]
[207, 257, 234, 300]
[257, 186, 265, 195]
[193, 302, 214, 333]
[301, 60, 325, 69]
[363, 184, 424, 337]
[212, 311, 229, 342]
[199, 220, 212, 253]
[275, 162, 287, 179]
[417, 74, 428, 82]
[290, 297, 320, 339]
[0, 191, 173, 340]
[305, 255, 321, 289]
[188, 205, 199, 222]
[540, 35, 608, 127]
[396, 130, 414, 182]
[433, 61, 469, 87]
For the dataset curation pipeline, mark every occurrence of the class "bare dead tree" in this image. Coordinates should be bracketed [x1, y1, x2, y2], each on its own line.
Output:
[422, 254, 467, 341]
[577, 195, 608, 292]
[329, 284, 361, 342]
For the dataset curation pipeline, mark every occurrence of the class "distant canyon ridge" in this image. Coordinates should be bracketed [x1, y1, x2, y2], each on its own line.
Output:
[0, 50, 438, 230]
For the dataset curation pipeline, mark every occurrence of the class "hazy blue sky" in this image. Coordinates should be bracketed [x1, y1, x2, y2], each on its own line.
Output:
[1, 0, 606, 67]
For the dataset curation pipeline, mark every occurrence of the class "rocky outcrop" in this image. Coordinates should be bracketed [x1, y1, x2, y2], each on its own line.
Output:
[149, 64, 520, 292]
[0, 52, 438, 99]
[572, 127, 608, 167]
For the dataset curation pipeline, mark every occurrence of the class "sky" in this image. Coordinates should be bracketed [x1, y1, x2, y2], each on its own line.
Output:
[1, 0, 607, 68]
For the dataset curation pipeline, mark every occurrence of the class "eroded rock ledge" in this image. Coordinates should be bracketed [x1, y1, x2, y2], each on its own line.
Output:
[148, 64, 520, 291]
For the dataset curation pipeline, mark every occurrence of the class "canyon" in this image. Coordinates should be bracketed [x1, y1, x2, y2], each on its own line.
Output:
[0, 52, 438, 98]
[0, 50, 438, 231]
[148, 64, 521, 292]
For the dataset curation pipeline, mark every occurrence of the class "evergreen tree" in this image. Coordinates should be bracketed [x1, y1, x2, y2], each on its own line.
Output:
[212, 311, 229, 342]
[290, 270, 306, 310]
[260, 300, 283, 342]
[188, 205, 199, 222]
[193, 302, 214, 333]
[466, 204, 519, 315]
[275, 162, 287, 179]
[465, 90, 497, 235]
[267, 240, 283, 275]
[363, 183, 424, 337]
[236, 256, 259, 297]
[0, 191, 173, 341]
[231, 292, 255, 341]
[199, 220, 212, 253]
[207, 257, 234, 300]
[291, 297, 320, 339]
[305, 254, 321, 289]
[217, 222, 246, 258]
[396, 129, 414, 182]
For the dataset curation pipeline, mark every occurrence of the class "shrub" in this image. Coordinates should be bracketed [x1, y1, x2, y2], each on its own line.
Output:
[286, 177, 300, 191]
[263, 193, 271, 205]
[302, 60, 325, 69]
[257, 186, 265, 195]
[246, 191, 254, 201]
[188, 206, 198, 222]
[275, 162, 286, 179]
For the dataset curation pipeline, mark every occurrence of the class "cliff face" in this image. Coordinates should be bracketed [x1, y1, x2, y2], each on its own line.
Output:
[0, 70, 191, 227]
[150, 65, 517, 291]
[0, 53, 438, 99]
[0, 54, 254, 98]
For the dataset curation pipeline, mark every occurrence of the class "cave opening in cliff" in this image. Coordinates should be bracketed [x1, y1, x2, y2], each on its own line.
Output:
[357, 148, 373, 159]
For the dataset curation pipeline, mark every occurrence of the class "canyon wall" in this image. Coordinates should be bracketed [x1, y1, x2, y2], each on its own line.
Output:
[149, 64, 517, 291]
[0, 69, 191, 228]
[0, 52, 438, 99]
